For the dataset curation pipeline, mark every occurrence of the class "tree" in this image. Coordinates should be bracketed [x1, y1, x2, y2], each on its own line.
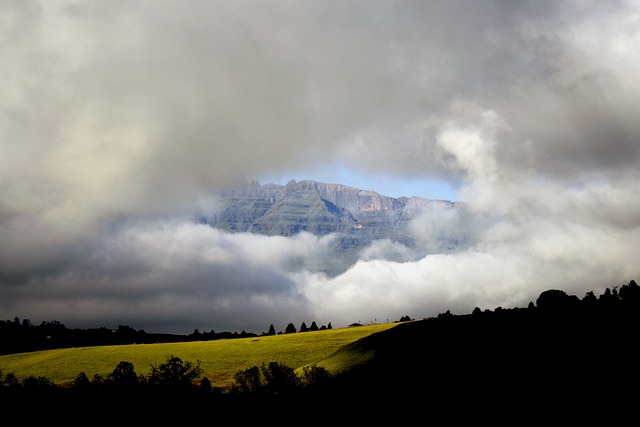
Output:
[73, 372, 90, 390]
[620, 280, 640, 306]
[199, 377, 212, 394]
[300, 322, 308, 332]
[108, 361, 139, 387]
[285, 323, 296, 334]
[261, 361, 300, 395]
[536, 289, 569, 311]
[582, 291, 598, 307]
[309, 321, 319, 331]
[268, 324, 276, 336]
[21, 375, 54, 392]
[91, 373, 106, 388]
[232, 365, 263, 394]
[148, 355, 203, 388]
[301, 364, 332, 391]
[598, 287, 619, 306]
[327, 322, 332, 330]
[1, 371, 19, 390]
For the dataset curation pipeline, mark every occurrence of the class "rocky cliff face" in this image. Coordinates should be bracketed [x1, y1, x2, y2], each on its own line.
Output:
[203, 178, 460, 276]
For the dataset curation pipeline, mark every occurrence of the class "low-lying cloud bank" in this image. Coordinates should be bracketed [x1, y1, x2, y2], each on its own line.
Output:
[3, 154, 639, 335]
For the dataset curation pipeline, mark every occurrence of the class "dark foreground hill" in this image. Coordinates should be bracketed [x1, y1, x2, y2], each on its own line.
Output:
[3, 283, 640, 422]
[331, 304, 640, 414]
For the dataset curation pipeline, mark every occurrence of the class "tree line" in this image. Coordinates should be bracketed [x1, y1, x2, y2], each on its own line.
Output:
[0, 317, 335, 356]
[0, 354, 335, 414]
[473, 279, 640, 315]
[3, 279, 638, 356]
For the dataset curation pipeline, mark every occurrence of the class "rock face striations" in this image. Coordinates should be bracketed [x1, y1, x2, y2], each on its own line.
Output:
[203, 178, 460, 276]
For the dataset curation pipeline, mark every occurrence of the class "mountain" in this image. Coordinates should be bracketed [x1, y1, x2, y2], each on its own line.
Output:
[201, 178, 462, 276]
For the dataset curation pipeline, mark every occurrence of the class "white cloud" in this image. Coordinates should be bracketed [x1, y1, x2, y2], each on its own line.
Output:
[2, 1, 640, 334]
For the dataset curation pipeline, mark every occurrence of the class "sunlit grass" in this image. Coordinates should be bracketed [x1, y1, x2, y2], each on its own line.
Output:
[0, 323, 397, 390]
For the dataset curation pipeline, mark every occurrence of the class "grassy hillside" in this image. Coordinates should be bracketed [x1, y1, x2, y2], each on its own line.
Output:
[2, 300, 639, 422]
[0, 322, 396, 389]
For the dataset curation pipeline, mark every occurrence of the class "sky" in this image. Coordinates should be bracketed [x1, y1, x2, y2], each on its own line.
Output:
[259, 163, 461, 201]
[2, 0, 640, 335]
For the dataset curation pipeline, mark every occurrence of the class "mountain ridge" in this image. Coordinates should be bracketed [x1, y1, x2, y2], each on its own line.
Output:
[205, 178, 460, 235]
[201, 178, 463, 276]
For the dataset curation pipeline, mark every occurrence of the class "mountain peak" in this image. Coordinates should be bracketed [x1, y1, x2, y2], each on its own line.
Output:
[204, 178, 461, 276]
[208, 178, 459, 233]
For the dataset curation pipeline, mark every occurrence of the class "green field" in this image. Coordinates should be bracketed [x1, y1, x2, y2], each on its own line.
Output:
[0, 323, 396, 390]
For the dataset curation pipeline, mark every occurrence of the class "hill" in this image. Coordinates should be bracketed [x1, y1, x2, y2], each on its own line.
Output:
[2, 282, 639, 422]
[326, 284, 640, 420]
[0, 323, 395, 387]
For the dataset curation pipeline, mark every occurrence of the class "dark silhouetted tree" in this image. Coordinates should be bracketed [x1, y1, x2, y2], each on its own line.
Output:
[309, 321, 319, 331]
[1, 371, 19, 390]
[261, 361, 300, 395]
[232, 365, 263, 394]
[268, 324, 276, 336]
[21, 375, 54, 395]
[599, 287, 619, 307]
[537, 289, 571, 312]
[285, 323, 296, 334]
[90, 373, 106, 389]
[300, 364, 333, 391]
[582, 290, 598, 308]
[148, 355, 203, 388]
[199, 376, 212, 394]
[300, 322, 308, 332]
[108, 361, 139, 387]
[73, 372, 90, 390]
[620, 280, 640, 306]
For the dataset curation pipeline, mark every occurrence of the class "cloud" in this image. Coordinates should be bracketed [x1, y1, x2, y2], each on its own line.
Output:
[2, 1, 640, 334]
[0, 220, 341, 333]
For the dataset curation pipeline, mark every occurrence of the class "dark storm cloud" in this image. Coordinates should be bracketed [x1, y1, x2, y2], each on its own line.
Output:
[1, 1, 640, 333]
